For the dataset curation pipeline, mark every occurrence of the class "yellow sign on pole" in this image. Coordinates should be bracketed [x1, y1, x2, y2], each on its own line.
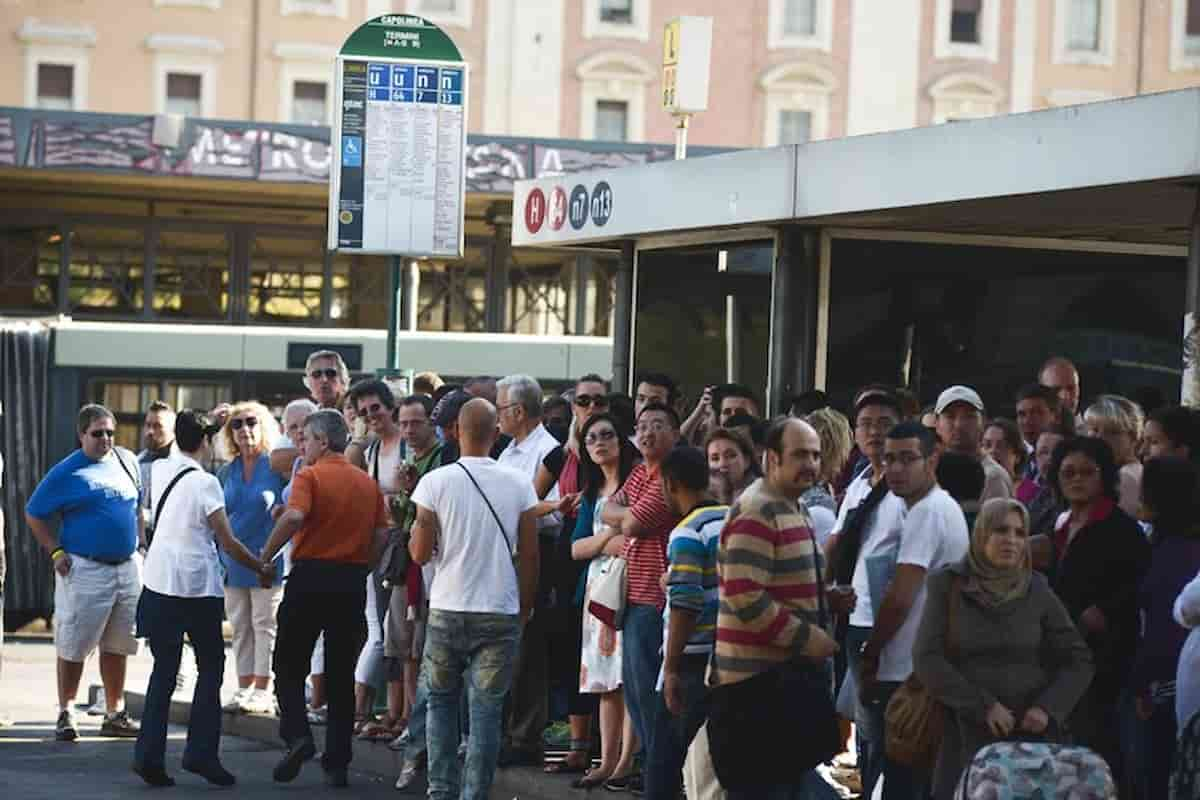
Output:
[663, 18, 680, 67]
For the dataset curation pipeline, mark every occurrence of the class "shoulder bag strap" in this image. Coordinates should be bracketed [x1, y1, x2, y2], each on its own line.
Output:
[114, 449, 142, 495]
[152, 466, 199, 537]
[455, 462, 515, 555]
[367, 439, 381, 481]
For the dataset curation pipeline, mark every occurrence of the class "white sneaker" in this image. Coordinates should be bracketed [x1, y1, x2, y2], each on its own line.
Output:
[85, 698, 107, 717]
[240, 689, 275, 715]
[222, 687, 251, 713]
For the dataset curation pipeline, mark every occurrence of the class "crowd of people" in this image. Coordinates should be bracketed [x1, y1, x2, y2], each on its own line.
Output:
[10, 349, 1200, 798]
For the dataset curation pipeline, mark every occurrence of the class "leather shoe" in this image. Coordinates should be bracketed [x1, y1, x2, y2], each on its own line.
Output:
[324, 767, 349, 787]
[182, 759, 236, 786]
[132, 763, 176, 787]
[273, 736, 316, 783]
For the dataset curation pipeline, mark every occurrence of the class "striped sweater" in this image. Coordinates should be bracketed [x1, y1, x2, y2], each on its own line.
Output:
[713, 477, 828, 686]
[665, 503, 729, 655]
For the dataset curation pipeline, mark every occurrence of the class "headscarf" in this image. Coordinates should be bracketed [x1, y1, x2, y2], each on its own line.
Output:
[962, 497, 1032, 608]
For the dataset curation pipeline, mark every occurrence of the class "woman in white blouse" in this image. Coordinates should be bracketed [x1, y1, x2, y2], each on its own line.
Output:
[133, 410, 272, 788]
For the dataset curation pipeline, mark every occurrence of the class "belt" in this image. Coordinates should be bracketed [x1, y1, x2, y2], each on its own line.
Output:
[76, 554, 132, 566]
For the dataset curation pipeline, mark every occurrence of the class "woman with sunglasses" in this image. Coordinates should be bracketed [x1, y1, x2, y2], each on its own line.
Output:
[569, 412, 641, 789]
[218, 402, 285, 715]
[535, 374, 610, 776]
[1038, 436, 1150, 788]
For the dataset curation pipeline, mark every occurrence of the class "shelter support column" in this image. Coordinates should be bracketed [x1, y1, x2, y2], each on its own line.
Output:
[1184, 190, 1200, 407]
[769, 227, 820, 416]
[486, 219, 511, 333]
[610, 240, 635, 394]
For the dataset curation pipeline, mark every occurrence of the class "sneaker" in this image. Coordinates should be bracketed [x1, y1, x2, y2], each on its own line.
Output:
[55, 709, 78, 742]
[394, 760, 421, 792]
[223, 687, 251, 713]
[100, 710, 140, 738]
[457, 740, 468, 760]
[84, 698, 107, 717]
[241, 689, 275, 715]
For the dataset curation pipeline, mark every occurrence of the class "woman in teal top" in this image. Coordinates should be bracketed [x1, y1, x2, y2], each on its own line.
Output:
[218, 402, 285, 715]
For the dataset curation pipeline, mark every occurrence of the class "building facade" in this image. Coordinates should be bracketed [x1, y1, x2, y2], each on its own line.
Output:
[4, 1, 1200, 150]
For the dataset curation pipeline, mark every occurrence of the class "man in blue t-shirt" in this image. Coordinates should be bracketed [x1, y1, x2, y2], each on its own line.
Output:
[25, 404, 145, 742]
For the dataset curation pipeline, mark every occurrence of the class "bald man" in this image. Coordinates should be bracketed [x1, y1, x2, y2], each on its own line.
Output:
[409, 398, 539, 800]
[1039, 356, 1085, 432]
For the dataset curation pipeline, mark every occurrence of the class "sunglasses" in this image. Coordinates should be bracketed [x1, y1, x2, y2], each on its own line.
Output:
[230, 417, 259, 431]
[89, 429, 116, 439]
[309, 368, 339, 381]
[360, 402, 385, 415]
[575, 394, 610, 409]
[584, 428, 617, 446]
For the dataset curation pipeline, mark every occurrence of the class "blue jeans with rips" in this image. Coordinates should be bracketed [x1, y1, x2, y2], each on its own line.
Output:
[424, 609, 521, 800]
[621, 603, 664, 762]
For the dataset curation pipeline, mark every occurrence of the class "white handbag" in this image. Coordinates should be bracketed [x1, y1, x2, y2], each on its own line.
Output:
[587, 556, 628, 630]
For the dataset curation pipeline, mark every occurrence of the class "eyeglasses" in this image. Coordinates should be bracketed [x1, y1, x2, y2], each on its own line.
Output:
[636, 421, 671, 435]
[309, 368, 339, 381]
[858, 417, 897, 432]
[585, 428, 617, 446]
[89, 429, 116, 439]
[1060, 466, 1098, 481]
[882, 452, 925, 467]
[230, 417, 259, 431]
[575, 394, 609, 409]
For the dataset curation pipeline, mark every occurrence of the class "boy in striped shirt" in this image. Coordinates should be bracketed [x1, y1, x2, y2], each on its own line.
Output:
[645, 447, 728, 800]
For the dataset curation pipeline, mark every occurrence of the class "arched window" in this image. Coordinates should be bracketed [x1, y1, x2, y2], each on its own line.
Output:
[927, 72, 1005, 124]
[576, 51, 654, 142]
[758, 61, 837, 146]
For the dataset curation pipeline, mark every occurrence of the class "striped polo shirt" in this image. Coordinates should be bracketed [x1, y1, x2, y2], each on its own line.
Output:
[665, 503, 729, 655]
[712, 478, 828, 687]
[618, 462, 682, 609]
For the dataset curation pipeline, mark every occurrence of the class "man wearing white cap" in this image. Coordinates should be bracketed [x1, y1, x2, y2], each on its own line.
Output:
[934, 386, 1013, 502]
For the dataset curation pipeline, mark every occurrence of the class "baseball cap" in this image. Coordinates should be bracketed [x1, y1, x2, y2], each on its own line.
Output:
[432, 389, 471, 428]
[935, 385, 985, 415]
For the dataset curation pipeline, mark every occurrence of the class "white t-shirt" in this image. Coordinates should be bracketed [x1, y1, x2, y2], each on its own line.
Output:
[877, 486, 969, 682]
[497, 423, 562, 531]
[411, 456, 538, 615]
[832, 468, 906, 628]
[143, 454, 227, 599]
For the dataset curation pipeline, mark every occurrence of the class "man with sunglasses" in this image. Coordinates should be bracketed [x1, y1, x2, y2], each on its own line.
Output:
[26, 404, 146, 742]
[270, 350, 351, 479]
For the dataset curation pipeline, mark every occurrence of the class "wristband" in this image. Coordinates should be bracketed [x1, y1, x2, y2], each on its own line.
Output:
[50, 547, 66, 561]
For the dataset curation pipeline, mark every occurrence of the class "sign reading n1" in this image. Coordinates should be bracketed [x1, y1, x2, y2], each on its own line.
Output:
[329, 15, 468, 258]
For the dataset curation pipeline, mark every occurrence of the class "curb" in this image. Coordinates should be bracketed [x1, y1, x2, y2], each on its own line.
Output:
[123, 690, 592, 799]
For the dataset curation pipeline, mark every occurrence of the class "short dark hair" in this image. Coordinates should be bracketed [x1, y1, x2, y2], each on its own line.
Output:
[146, 400, 173, 415]
[1141, 456, 1200, 536]
[577, 373, 608, 388]
[348, 379, 396, 411]
[661, 446, 711, 493]
[713, 383, 759, 415]
[886, 420, 938, 456]
[637, 401, 681, 429]
[1015, 383, 1061, 412]
[854, 386, 904, 421]
[398, 393, 434, 418]
[789, 389, 828, 416]
[635, 372, 678, 404]
[605, 392, 636, 437]
[1149, 405, 1199, 456]
[1047, 436, 1120, 502]
[937, 451, 985, 504]
[78, 403, 115, 435]
[175, 409, 219, 452]
[432, 383, 460, 405]
[542, 395, 570, 418]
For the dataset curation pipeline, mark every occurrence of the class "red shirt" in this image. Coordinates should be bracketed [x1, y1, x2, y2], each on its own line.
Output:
[618, 462, 681, 609]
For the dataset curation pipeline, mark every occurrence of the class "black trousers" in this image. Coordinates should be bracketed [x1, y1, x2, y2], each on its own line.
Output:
[273, 561, 367, 770]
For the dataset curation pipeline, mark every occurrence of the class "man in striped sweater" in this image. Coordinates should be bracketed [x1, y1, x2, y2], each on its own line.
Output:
[644, 446, 728, 800]
[711, 417, 839, 799]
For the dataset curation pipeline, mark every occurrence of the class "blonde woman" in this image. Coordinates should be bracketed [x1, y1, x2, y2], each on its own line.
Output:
[1084, 394, 1145, 518]
[805, 406, 852, 546]
[218, 401, 285, 715]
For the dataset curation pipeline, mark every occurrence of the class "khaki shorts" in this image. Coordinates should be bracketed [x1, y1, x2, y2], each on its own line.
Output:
[383, 588, 426, 662]
[54, 554, 141, 662]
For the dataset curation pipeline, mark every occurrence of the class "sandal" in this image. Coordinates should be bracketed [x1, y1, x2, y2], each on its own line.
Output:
[358, 716, 404, 742]
[352, 713, 372, 735]
[572, 769, 612, 790]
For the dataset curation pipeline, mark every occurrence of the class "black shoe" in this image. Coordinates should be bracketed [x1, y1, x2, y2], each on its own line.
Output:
[133, 763, 176, 787]
[629, 772, 644, 796]
[273, 736, 316, 783]
[182, 759, 236, 786]
[324, 767, 349, 788]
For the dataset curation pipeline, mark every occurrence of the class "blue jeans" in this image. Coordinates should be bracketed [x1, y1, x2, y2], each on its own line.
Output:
[424, 609, 521, 800]
[134, 589, 226, 770]
[725, 770, 841, 800]
[621, 603, 664, 762]
[644, 653, 709, 800]
[861, 680, 926, 800]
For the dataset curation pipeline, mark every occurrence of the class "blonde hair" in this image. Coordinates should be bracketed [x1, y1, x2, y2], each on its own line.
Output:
[220, 401, 281, 461]
[1084, 394, 1145, 440]
[805, 406, 853, 483]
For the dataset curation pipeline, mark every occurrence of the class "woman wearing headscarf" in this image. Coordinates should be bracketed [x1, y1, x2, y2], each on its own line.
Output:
[913, 497, 1094, 800]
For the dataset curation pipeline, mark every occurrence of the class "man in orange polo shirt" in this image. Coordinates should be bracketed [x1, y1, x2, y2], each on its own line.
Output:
[259, 409, 389, 788]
